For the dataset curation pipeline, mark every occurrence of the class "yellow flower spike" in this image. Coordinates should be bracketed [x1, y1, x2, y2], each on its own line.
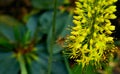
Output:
[96, 17, 105, 22]
[65, 0, 117, 69]
[72, 50, 77, 57]
[87, 6, 91, 11]
[91, 10, 95, 14]
[81, 18, 87, 23]
[79, 0, 84, 2]
[75, 2, 82, 8]
[106, 30, 112, 34]
[99, 35, 105, 41]
[78, 36, 85, 42]
[90, 39, 93, 45]
[109, 14, 117, 19]
[88, 12, 92, 18]
[104, 13, 109, 18]
[71, 31, 79, 35]
[88, 0, 94, 3]
[83, 3, 87, 8]
[109, 25, 115, 30]
[108, 1, 113, 5]
[111, 6, 117, 12]
[96, 17, 99, 22]
[113, 0, 118, 2]
[83, 44, 88, 49]
[104, 26, 109, 31]
[74, 8, 84, 14]
[105, 6, 117, 13]
[100, 18, 104, 22]
[106, 22, 111, 26]
[72, 26, 81, 31]
[82, 33, 87, 36]
[102, 0, 106, 5]
[108, 0, 118, 4]
[74, 43, 82, 49]
[86, 28, 90, 32]
[105, 19, 111, 23]
[93, 32, 97, 37]
[94, 24, 99, 29]
[73, 16, 82, 20]
[73, 20, 80, 25]
[107, 37, 114, 41]
[69, 36, 76, 40]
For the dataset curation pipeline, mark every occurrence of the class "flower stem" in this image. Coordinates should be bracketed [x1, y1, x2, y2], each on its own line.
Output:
[18, 54, 27, 74]
[47, 0, 57, 74]
[63, 54, 72, 74]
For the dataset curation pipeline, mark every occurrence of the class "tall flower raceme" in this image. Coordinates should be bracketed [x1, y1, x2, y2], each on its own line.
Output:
[65, 0, 117, 68]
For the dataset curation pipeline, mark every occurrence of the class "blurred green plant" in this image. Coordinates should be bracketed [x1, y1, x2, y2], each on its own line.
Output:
[0, 8, 72, 74]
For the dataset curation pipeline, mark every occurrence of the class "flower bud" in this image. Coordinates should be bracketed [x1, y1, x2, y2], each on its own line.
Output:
[88, 12, 92, 18]
[109, 14, 117, 19]
[90, 39, 93, 45]
[73, 16, 82, 20]
[71, 31, 79, 35]
[69, 36, 76, 40]
[73, 20, 80, 25]
[109, 25, 115, 30]
[93, 32, 97, 37]
[83, 44, 88, 49]
[106, 30, 112, 34]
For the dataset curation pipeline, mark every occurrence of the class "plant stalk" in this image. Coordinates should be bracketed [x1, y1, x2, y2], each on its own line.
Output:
[47, 0, 57, 74]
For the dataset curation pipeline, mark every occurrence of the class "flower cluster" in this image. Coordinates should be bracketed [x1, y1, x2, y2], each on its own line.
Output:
[65, 0, 117, 68]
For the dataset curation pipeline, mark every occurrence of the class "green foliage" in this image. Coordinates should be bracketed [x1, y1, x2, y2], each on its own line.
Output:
[31, 0, 64, 9]
[0, 52, 19, 74]
[0, 10, 71, 74]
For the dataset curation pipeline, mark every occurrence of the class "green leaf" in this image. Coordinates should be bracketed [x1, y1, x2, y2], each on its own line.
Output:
[0, 15, 22, 26]
[22, 30, 31, 45]
[26, 15, 44, 43]
[0, 15, 26, 52]
[0, 23, 16, 42]
[45, 11, 73, 54]
[52, 61, 68, 74]
[0, 52, 19, 74]
[31, 0, 64, 9]
[0, 37, 14, 51]
[30, 52, 48, 74]
[39, 11, 53, 34]
[26, 15, 38, 39]
[18, 44, 47, 74]
[72, 64, 82, 74]
[31, 58, 48, 74]
[72, 64, 98, 74]
[0, 15, 24, 43]
[13, 24, 26, 43]
[84, 64, 98, 74]
[27, 44, 68, 74]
